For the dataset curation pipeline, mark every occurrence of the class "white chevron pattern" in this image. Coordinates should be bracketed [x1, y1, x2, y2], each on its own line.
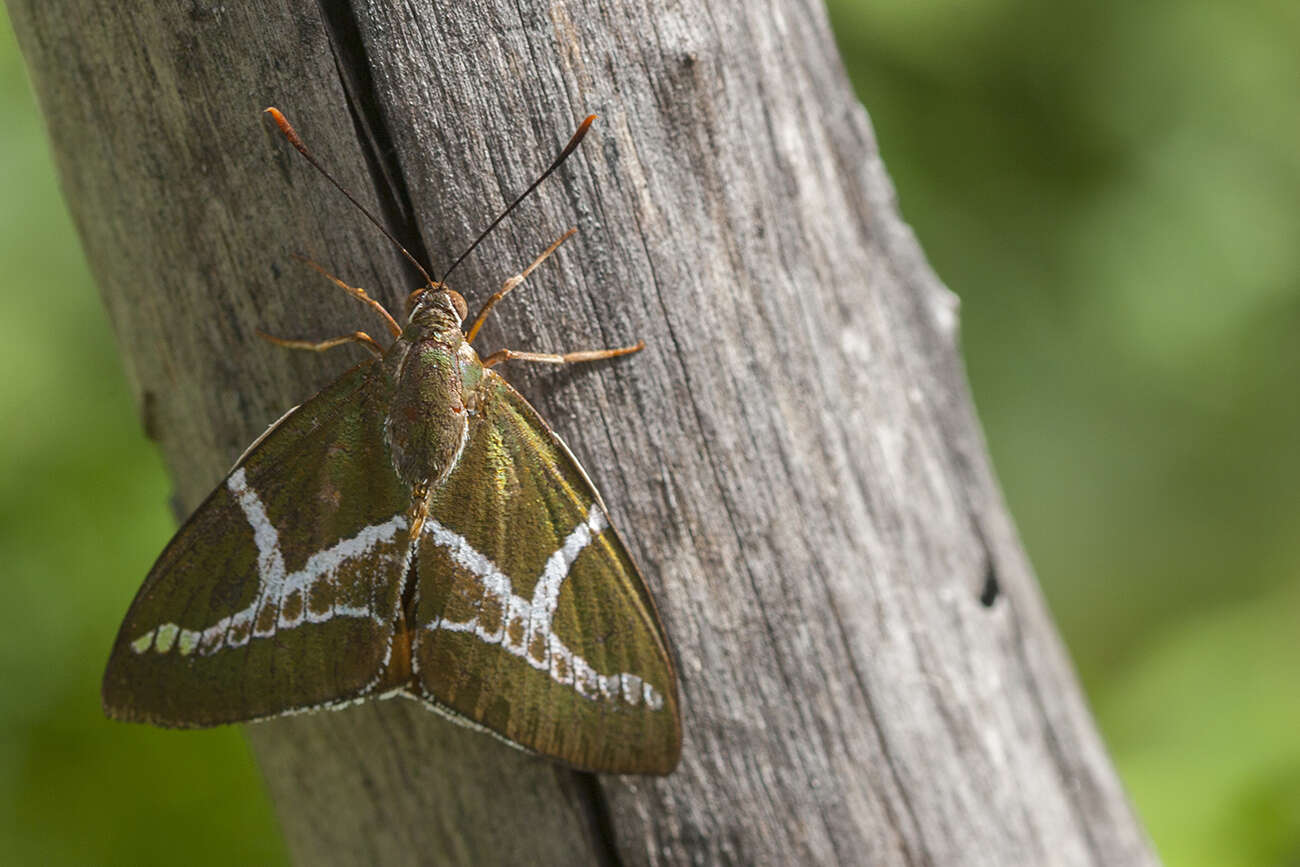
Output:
[130, 469, 662, 708]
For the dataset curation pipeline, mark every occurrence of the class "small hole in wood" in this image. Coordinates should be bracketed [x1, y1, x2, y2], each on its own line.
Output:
[979, 563, 1000, 607]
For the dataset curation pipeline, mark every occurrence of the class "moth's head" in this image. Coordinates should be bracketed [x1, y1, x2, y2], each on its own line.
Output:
[405, 285, 468, 333]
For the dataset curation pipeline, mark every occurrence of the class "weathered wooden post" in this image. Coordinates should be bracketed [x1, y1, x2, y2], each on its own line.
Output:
[9, 1, 1155, 863]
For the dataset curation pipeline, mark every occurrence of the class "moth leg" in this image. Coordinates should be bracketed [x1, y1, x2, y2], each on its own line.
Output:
[481, 340, 644, 368]
[293, 253, 403, 338]
[465, 227, 577, 344]
[256, 329, 385, 359]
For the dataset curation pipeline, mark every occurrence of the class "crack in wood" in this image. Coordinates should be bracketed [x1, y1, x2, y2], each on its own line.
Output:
[314, 0, 437, 286]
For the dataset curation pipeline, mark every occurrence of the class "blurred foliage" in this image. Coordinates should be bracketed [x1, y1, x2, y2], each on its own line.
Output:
[0, 1, 1296, 864]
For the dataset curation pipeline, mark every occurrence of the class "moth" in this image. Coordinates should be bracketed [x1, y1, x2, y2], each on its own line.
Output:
[102, 109, 682, 775]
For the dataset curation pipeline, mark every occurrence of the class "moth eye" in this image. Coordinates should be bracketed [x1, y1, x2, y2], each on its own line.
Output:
[446, 290, 468, 322]
[405, 287, 427, 319]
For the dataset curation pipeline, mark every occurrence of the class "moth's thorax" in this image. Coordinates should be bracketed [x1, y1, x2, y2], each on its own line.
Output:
[382, 290, 473, 491]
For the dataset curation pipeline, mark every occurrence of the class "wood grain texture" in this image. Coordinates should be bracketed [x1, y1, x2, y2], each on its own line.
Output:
[9, 1, 1157, 864]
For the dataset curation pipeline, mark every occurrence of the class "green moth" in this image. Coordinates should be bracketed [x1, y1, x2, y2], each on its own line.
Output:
[101, 109, 682, 776]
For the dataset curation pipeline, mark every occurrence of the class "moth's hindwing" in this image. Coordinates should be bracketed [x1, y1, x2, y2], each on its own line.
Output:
[102, 361, 413, 726]
[411, 372, 682, 774]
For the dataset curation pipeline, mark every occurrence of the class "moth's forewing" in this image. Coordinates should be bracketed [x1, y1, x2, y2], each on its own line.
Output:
[412, 373, 681, 774]
[103, 361, 414, 726]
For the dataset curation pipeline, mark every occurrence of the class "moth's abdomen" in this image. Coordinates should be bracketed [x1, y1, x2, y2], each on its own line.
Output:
[385, 335, 469, 489]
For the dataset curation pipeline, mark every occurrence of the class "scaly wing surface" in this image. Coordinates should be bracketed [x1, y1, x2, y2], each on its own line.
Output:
[411, 371, 681, 774]
[103, 360, 413, 726]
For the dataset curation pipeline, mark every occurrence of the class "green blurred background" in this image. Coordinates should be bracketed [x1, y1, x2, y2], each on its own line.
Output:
[2, 1, 1296, 863]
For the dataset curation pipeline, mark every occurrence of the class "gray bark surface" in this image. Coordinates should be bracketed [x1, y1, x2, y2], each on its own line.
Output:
[9, 1, 1157, 865]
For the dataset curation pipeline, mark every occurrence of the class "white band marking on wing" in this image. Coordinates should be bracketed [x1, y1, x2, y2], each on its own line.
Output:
[129, 470, 666, 711]
[529, 506, 606, 639]
[130, 467, 407, 656]
[422, 506, 664, 710]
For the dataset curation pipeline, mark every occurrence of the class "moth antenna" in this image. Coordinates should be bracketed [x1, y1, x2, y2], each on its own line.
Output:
[440, 114, 596, 285]
[264, 107, 436, 288]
